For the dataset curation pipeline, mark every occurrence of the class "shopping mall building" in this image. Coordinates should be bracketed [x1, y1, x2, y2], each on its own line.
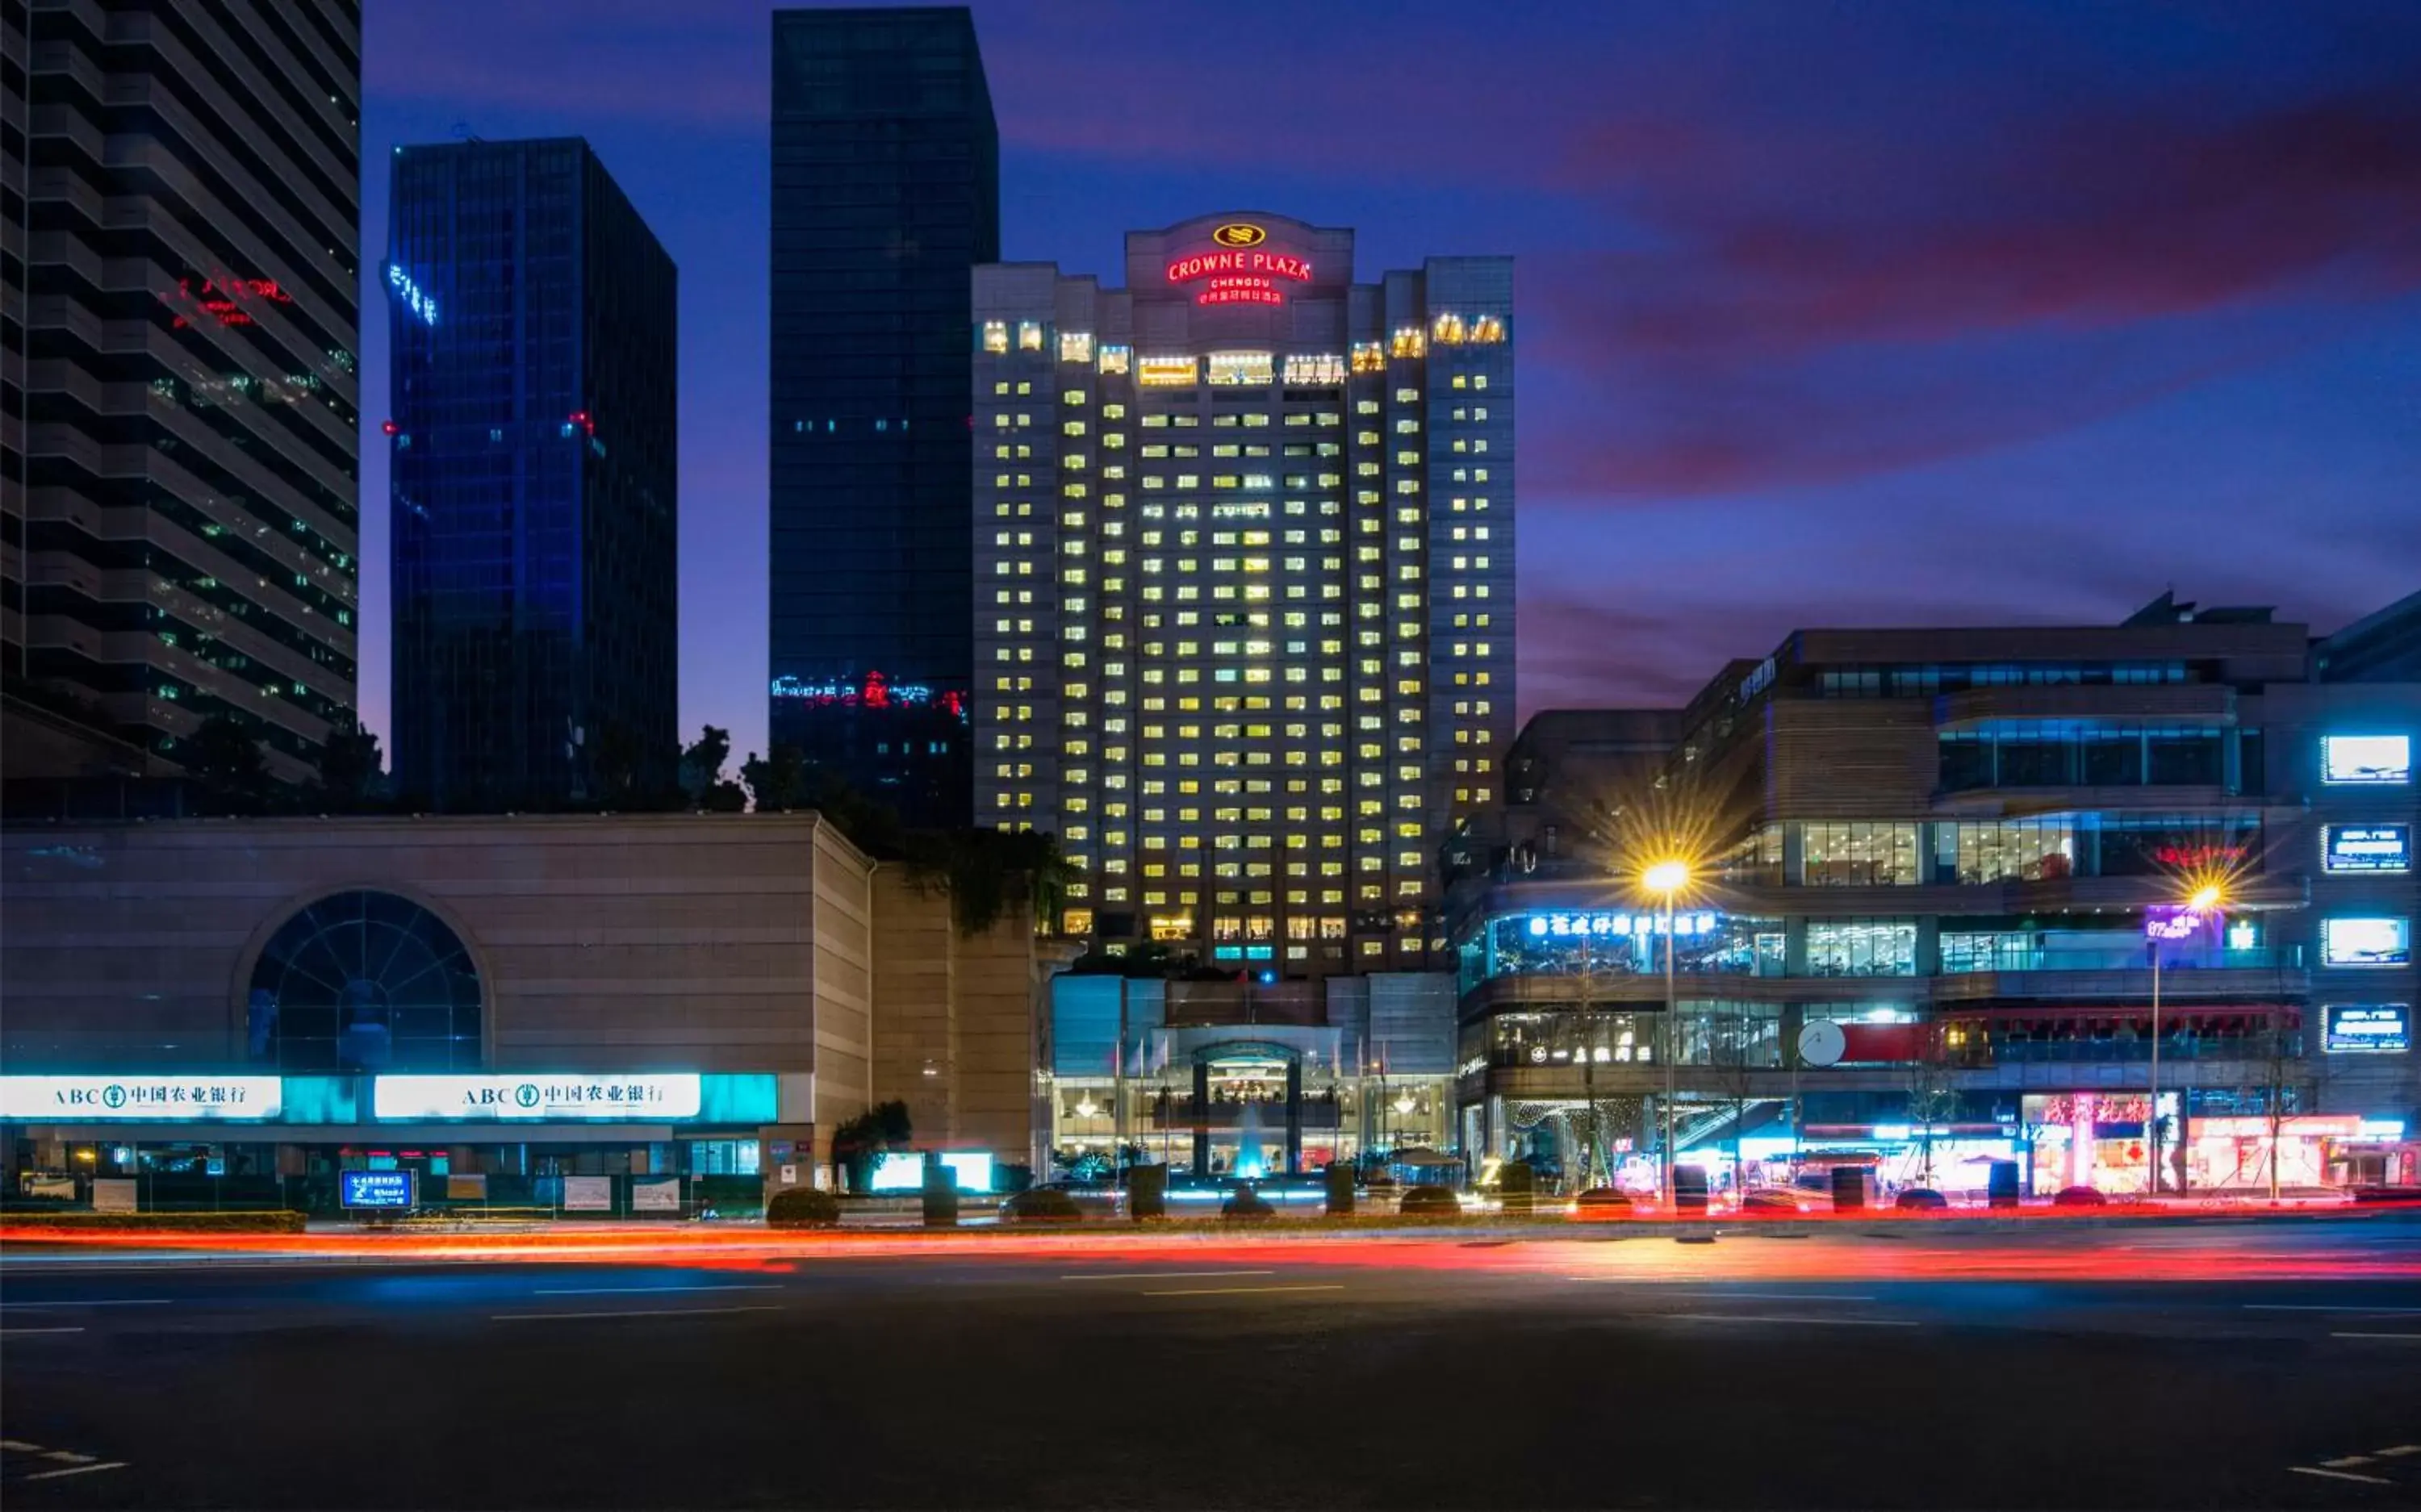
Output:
[0, 814, 1062, 1210]
[1040, 971, 1457, 1191]
[1445, 593, 2421, 1197]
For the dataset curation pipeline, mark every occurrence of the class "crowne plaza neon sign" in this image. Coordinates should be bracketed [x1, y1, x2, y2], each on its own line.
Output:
[1167, 244, 1315, 307]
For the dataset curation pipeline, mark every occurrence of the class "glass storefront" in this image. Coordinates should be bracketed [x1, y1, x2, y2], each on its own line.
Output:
[1466, 911, 1783, 988]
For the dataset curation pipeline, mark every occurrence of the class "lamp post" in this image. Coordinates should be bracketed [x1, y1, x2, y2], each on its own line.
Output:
[1644, 858, 1691, 1209]
[2147, 883, 2222, 1200]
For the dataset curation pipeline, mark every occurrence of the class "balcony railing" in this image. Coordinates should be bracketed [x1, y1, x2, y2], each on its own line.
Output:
[1942, 946, 2300, 975]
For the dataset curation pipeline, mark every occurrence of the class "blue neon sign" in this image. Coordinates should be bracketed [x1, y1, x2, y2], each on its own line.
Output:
[384, 261, 438, 326]
[340, 1170, 415, 1209]
[2323, 824, 2411, 875]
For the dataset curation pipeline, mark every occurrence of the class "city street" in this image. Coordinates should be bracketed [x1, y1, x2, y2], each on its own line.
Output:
[5, 1219, 2420, 1509]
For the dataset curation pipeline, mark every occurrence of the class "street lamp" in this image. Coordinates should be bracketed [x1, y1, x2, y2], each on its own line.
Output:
[2146, 881, 2226, 1198]
[1643, 858, 1693, 1208]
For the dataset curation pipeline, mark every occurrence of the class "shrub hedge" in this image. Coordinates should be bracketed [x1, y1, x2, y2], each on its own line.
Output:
[765, 1188, 843, 1228]
[0, 1209, 307, 1234]
[1397, 1184, 1461, 1218]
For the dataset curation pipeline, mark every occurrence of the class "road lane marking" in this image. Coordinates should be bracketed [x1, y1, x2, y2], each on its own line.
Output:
[2331, 1331, 2421, 1341]
[0, 1327, 84, 1336]
[0, 1441, 44, 1451]
[1062, 1270, 1276, 1282]
[493, 1305, 781, 1322]
[1, 1298, 172, 1309]
[1658, 1314, 1917, 1329]
[2375, 1445, 2421, 1457]
[19, 1461, 127, 1482]
[2320, 1456, 2377, 1468]
[2245, 1304, 2421, 1314]
[533, 1284, 781, 1296]
[1142, 1284, 1345, 1297]
[2291, 1467, 2394, 1486]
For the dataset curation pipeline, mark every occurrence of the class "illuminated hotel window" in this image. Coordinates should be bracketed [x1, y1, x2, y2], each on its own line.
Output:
[1432, 312, 1466, 345]
[1138, 356, 1198, 387]
[1470, 314, 1506, 344]
[1017, 321, 1044, 351]
[1351, 341, 1386, 374]
[1282, 353, 1348, 385]
[981, 320, 1009, 353]
[1098, 345, 1132, 376]
[1390, 326, 1427, 358]
[1206, 352, 1274, 386]
[1060, 331, 1094, 363]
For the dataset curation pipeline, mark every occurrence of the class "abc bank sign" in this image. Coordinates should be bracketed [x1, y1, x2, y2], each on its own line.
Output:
[371, 1074, 703, 1121]
[0, 1076, 283, 1121]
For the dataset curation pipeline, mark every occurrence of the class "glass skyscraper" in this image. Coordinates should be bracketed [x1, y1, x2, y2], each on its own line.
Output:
[769, 6, 997, 826]
[973, 213, 1517, 973]
[387, 138, 677, 811]
[5, 0, 362, 787]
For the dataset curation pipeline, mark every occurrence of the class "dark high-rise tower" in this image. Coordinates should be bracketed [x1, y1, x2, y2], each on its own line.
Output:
[387, 138, 677, 812]
[4, 0, 362, 787]
[769, 6, 997, 825]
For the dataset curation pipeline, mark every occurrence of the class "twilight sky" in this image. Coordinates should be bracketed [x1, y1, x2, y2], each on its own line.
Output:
[358, 0, 2421, 764]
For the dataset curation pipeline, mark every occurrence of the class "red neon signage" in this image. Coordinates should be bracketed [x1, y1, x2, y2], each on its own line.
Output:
[1166, 249, 1313, 307]
[164, 276, 293, 329]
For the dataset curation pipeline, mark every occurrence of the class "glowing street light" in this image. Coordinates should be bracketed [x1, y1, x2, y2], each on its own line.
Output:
[2146, 879, 2227, 1198]
[1642, 856, 1695, 1209]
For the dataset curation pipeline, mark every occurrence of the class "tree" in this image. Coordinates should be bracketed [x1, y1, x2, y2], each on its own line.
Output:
[830, 1099, 914, 1192]
[679, 725, 746, 812]
[902, 828, 1075, 937]
[1904, 1016, 1962, 1188]
[317, 719, 384, 812]
[182, 713, 272, 813]
[740, 744, 809, 812]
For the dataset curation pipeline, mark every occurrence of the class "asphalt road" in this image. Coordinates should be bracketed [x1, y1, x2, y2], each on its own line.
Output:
[5, 1220, 2421, 1510]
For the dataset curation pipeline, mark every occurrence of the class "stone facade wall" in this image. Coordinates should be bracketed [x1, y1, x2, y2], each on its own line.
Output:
[0, 814, 872, 1077]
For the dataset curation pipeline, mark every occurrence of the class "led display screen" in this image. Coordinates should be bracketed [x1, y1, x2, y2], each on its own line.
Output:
[2323, 1005, 2411, 1055]
[2322, 734, 2411, 785]
[2322, 917, 2412, 967]
[340, 1171, 415, 1209]
[2323, 824, 2411, 874]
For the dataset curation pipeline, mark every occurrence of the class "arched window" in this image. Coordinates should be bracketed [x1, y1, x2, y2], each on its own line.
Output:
[247, 892, 482, 1071]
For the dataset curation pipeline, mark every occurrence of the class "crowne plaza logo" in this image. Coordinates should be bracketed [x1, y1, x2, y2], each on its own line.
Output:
[1211, 223, 1266, 248]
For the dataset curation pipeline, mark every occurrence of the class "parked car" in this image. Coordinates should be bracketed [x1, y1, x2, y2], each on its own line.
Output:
[1740, 1188, 1816, 1213]
[2052, 1185, 2109, 1208]
[1570, 1187, 1636, 1218]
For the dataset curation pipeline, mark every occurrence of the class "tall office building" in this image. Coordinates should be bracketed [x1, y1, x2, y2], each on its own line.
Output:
[387, 138, 677, 811]
[769, 6, 997, 825]
[3, 0, 362, 786]
[973, 213, 1517, 973]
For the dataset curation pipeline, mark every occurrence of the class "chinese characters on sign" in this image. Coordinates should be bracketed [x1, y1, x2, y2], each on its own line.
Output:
[0, 1076, 283, 1121]
[163, 276, 293, 329]
[385, 261, 439, 325]
[2323, 1005, 2411, 1055]
[2323, 824, 2412, 875]
[1165, 247, 1315, 307]
[768, 670, 965, 716]
[370, 1075, 705, 1121]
